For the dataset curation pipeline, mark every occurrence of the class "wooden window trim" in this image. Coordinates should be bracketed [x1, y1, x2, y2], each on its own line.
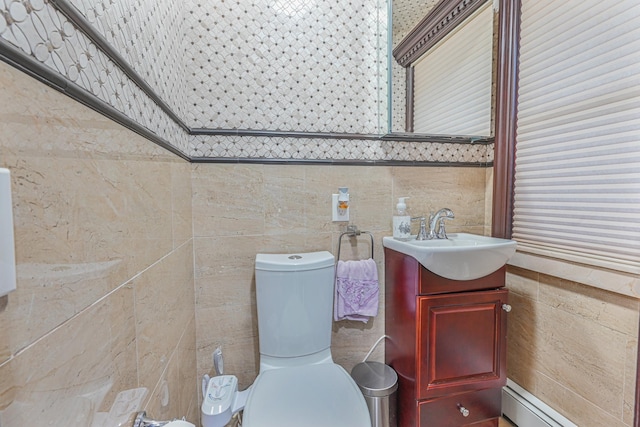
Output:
[490, 0, 519, 239]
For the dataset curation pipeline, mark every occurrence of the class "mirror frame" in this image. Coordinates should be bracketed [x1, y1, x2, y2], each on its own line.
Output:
[394, 0, 492, 134]
[393, 0, 489, 67]
[386, 0, 517, 146]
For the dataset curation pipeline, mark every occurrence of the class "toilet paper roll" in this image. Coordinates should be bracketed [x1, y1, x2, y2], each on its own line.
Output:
[164, 421, 195, 427]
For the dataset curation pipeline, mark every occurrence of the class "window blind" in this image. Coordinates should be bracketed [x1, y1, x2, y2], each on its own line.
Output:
[513, 0, 640, 273]
[412, 1, 493, 135]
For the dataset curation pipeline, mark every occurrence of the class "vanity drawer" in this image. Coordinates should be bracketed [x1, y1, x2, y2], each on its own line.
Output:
[419, 265, 506, 295]
[418, 388, 501, 427]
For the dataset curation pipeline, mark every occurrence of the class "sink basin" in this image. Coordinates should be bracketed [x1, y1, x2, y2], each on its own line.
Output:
[382, 233, 517, 281]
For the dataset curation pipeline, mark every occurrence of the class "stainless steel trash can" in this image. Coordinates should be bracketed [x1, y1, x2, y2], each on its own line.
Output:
[351, 361, 398, 427]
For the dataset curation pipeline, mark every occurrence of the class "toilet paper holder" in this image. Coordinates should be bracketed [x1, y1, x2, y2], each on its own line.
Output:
[133, 411, 193, 427]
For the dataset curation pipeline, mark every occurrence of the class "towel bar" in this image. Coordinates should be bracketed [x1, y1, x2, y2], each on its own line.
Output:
[336, 225, 374, 261]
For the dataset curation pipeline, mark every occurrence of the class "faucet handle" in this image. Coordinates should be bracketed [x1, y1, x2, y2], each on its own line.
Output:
[411, 216, 429, 240]
[435, 218, 449, 239]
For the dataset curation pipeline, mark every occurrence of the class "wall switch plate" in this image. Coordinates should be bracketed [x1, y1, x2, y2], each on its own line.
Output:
[332, 194, 349, 222]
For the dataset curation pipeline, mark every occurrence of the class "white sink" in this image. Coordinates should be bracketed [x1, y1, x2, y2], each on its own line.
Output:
[383, 233, 517, 281]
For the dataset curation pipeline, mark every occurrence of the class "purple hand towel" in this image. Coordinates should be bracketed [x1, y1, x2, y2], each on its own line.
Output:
[334, 258, 379, 323]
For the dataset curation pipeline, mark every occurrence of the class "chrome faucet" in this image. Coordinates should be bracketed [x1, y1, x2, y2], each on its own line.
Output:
[429, 208, 455, 239]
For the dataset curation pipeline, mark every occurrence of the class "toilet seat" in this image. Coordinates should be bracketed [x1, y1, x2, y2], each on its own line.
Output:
[242, 363, 371, 427]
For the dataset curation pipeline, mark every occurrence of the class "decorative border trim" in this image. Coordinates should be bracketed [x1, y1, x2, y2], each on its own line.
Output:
[191, 127, 493, 144]
[393, 0, 490, 68]
[191, 156, 494, 167]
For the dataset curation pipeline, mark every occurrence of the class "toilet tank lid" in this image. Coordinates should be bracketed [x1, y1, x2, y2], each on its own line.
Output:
[256, 251, 334, 271]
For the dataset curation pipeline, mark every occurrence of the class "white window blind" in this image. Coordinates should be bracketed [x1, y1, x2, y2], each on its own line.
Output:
[412, 1, 493, 135]
[513, 0, 640, 274]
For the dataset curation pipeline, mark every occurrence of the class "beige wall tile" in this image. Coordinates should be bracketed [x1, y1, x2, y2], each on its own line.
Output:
[192, 164, 265, 237]
[262, 165, 307, 235]
[177, 318, 199, 423]
[172, 161, 194, 248]
[0, 143, 175, 361]
[484, 167, 493, 235]
[391, 166, 487, 233]
[538, 274, 639, 337]
[536, 301, 626, 415]
[144, 317, 198, 424]
[505, 291, 539, 392]
[624, 338, 638, 425]
[135, 242, 195, 394]
[0, 285, 137, 425]
[0, 61, 195, 426]
[506, 266, 539, 300]
[535, 373, 628, 427]
[194, 236, 259, 304]
[507, 267, 639, 426]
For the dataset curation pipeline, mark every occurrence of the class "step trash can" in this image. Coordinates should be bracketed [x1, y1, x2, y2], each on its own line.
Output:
[351, 361, 398, 427]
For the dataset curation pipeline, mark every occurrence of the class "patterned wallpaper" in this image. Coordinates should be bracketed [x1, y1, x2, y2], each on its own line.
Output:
[184, 0, 387, 134]
[0, 0, 491, 163]
[66, 0, 189, 121]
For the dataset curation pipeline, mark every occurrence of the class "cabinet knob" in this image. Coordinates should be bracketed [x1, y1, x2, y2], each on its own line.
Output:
[458, 405, 470, 417]
[502, 303, 512, 312]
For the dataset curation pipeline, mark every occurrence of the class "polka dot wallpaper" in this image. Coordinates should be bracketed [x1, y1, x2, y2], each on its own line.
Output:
[185, 0, 385, 134]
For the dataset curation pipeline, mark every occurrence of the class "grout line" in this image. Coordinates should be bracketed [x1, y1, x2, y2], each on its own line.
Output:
[4, 239, 194, 365]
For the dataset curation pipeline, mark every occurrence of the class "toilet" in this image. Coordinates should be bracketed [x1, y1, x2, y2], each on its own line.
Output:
[242, 251, 371, 427]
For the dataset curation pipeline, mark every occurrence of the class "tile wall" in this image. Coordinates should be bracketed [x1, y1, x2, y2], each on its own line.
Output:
[507, 266, 639, 427]
[0, 60, 197, 425]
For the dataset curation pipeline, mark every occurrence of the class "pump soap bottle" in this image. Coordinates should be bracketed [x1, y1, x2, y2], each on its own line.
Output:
[393, 197, 411, 240]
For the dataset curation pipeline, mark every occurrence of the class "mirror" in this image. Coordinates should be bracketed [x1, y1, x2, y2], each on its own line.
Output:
[388, 0, 498, 141]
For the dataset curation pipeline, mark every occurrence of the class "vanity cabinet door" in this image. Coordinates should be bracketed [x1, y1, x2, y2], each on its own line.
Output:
[416, 289, 508, 400]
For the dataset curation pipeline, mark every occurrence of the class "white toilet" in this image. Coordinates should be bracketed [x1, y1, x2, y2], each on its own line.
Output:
[241, 251, 371, 427]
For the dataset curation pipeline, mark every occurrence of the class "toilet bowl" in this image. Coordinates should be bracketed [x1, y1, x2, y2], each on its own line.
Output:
[243, 362, 369, 427]
[202, 251, 370, 427]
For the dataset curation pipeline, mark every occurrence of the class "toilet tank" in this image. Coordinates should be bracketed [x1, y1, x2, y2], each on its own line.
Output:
[255, 251, 335, 358]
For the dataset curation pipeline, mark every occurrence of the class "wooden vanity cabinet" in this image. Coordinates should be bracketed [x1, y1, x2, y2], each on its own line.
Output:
[384, 248, 508, 427]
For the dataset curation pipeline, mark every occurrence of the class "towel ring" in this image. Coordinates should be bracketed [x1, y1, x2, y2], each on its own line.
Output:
[336, 225, 374, 261]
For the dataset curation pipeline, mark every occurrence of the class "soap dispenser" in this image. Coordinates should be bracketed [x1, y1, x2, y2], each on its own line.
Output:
[393, 197, 411, 240]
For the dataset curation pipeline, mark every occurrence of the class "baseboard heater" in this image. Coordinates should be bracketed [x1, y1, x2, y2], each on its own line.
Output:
[502, 379, 577, 427]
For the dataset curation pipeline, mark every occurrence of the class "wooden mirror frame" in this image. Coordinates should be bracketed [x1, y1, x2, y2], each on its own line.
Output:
[393, 0, 492, 133]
